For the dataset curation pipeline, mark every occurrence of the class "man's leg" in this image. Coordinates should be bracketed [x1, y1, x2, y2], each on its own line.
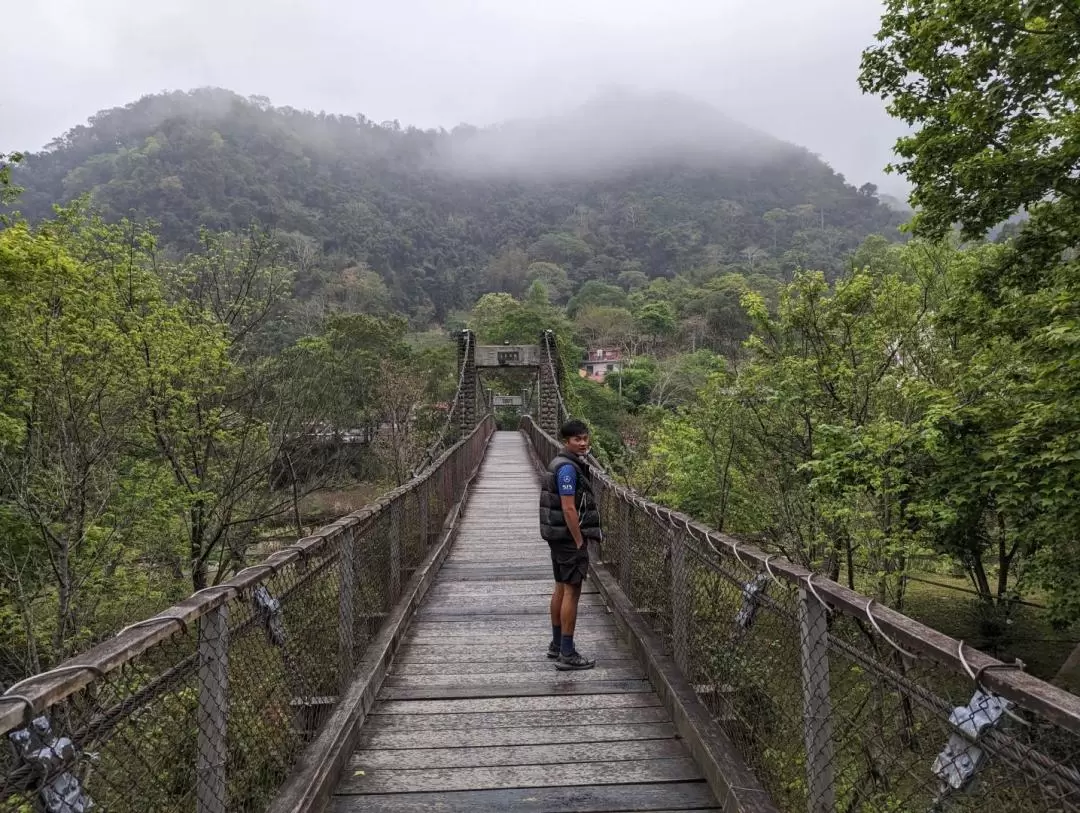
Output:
[547, 582, 564, 658]
[560, 582, 581, 638]
[554, 547, 595, 671]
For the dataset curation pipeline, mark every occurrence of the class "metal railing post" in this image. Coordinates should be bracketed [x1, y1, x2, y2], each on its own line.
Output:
[197, 604, 229, 813]
[618, 498, 632, 592]
[418, 479, 431, 548]
[338, 527, 355, 692]
[670, 535, 691, 675]
[389, 501, 403, 599]
[798, 586, 836, 813]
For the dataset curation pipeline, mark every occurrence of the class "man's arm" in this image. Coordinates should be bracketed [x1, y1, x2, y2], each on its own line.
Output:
[561, 495, 585, 550]
[556, 463, 585, 549]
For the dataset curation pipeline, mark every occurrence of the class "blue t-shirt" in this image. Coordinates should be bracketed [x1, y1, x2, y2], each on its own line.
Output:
[556, 463, 577, 497]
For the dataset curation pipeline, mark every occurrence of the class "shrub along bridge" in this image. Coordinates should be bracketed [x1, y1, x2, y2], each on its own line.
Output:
[2, 331, 1080, 813]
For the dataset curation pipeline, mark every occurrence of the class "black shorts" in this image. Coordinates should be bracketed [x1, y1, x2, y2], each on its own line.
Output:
[549, 543, 589, 585]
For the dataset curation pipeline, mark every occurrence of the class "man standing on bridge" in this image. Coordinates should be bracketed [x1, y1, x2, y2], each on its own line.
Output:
[540, 419, 601, 671]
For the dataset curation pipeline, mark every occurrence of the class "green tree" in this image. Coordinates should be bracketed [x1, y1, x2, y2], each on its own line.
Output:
[0, 209, 189, 670]
[861, 0, 1080, 622]
[566, 280, 628, 317]
[484, 247, 531, 297]
[574, 305, 635, 350]
[860, 0, 1080, 242]
[527, 232, 594, 268]
[526, 262, 573, 303]
[0, 153, 21, 207]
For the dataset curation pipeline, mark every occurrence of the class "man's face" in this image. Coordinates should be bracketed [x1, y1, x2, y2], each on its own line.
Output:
[565, 434, 590, 456]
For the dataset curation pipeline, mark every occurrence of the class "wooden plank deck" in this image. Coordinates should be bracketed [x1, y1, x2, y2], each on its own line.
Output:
[331, 432, 721, 812]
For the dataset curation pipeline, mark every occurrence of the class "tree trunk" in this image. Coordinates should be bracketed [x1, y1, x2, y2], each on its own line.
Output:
[286, 450, 303, 536]
[52, 534, 72, 661]
[192, 502, 208, 591]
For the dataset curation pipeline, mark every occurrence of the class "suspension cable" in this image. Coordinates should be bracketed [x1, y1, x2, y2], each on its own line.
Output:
[411, 331, 473, 477]
[542, 332, 571, 424]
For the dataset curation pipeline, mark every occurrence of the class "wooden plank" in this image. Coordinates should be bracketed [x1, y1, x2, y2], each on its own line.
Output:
[444, 548, 552, 557]
[385, 667, 645, 686]
[371, 693, 663, 715]
[351, 738, 688, 769]
[424, 589, 603, 600]
[339, 757, 701, 794]
[422, 596, 606, 608]
[329, 782, 719, 812]
[378, 680, 654, 701]
[444, 547, 549, 553]
[442, 540, 544, 546]
[418, 601, 604, 612]
[437, 570, 554, 581]
[411, 613, 611, 626]
[439, 562, 549, 569]
[391, 658, 636, 675]
[320, 433, 724, 813]
[406, 624, 617, 637]
[427, 581, 593, 595]
[416, 609, 607, 622]
[363, 705, 671, 731]
[358, 722, 677, 750]
[393, 643, 630, 664]
[443, 559, 552, 566]
[403, 634, 622, 646]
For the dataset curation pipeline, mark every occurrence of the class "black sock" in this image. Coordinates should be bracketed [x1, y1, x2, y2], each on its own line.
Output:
[552, 625, 561, 646]
[561, 634, 574, 656]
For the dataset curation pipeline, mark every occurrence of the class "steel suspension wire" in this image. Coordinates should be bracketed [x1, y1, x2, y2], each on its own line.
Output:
[542, 334, 571, 425]
[411, 331, 473, 478]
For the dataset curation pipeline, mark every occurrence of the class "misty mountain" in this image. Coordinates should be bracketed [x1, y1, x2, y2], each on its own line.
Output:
[9, 88, 905, 321]
[440, 88, 783, 178]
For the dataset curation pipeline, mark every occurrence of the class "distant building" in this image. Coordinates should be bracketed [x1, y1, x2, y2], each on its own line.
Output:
[579, 347, 623, 382]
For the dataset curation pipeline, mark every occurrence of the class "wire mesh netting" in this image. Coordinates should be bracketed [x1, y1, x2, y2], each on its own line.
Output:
[0, 417, 494, 813]
[523, 415, 1080, 813]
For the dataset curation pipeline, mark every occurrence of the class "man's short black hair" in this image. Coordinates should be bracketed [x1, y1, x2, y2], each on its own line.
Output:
[560, 419, 590, 439]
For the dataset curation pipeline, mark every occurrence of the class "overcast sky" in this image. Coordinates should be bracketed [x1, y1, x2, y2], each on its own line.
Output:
[0, 0, 908, 195]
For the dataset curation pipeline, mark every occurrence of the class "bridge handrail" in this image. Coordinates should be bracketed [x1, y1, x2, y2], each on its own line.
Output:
[522, 416, 1080, 812]
[0, 415, 495, 812]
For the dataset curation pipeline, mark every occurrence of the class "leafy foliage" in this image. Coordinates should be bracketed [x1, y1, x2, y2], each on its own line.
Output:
[859, 0, 1080, 625]
[0, 206, 453, 681]
[9, 89, 905, 325]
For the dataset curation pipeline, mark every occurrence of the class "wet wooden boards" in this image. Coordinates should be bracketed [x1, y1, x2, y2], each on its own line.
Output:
[330, 432, 720, 812]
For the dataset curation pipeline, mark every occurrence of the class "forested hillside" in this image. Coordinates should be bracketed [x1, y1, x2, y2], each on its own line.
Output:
[9, 88, 904, 324]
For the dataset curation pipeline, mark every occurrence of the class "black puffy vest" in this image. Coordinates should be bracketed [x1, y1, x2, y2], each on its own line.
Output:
[539, 452, 602, 545]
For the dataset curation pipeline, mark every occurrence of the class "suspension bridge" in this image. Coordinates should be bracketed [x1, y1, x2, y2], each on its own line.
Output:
[2, 331, 1079, 813]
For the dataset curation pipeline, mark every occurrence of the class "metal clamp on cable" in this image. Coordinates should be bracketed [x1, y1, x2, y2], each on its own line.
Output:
[0, 694, 35, 724]
[115, 614, 190, 638]
[863, 598, 920, 660]
[803, 572, 831, 613]
[727, 537, 749, 569]
[957, 642, 1031, 726]
[5, 663, 107, 697]
[277, 543, 312, 563]
[763, 555, 786, 589]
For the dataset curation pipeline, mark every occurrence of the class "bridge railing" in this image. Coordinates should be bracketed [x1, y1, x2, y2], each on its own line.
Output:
[0, 416, 495, 813]
[523, 416, 1080, 813]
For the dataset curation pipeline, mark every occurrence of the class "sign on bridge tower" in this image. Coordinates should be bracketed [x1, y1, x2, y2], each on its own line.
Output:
[452, 329, 566, 438]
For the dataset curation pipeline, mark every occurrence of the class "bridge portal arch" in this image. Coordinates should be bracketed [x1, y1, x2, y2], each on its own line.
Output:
[454, 329, 565, 439]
